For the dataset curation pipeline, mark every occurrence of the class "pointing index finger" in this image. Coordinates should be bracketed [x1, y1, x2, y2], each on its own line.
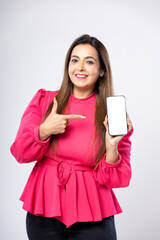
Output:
[63, 114, 86, 119]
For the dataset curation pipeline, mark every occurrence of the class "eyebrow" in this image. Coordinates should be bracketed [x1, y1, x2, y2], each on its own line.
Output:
[71, 55, 97, 61]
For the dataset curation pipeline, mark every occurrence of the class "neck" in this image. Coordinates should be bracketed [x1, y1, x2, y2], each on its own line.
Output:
[73, 88, 95, 99]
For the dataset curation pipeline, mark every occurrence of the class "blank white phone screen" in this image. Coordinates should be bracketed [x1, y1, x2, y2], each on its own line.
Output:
[106, 96, 128, 136]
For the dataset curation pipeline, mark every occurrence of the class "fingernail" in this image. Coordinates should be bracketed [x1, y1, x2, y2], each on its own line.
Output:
[81, 116, 86, 119]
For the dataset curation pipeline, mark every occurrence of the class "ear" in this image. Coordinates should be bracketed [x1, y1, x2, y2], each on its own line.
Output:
[100, 69, 104, 77]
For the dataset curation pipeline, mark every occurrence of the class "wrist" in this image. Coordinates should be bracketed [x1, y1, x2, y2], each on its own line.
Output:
[106, 143, 118, 154]
[105, 148, 119, 164]
[39, 124, 50, 141]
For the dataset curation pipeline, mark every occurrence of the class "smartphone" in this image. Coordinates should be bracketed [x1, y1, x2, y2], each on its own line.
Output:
[106, 95, 128, 136]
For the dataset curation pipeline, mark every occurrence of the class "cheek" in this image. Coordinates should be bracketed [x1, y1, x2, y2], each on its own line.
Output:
[68, 64, 73, 77]
[90, 66, 100, 77]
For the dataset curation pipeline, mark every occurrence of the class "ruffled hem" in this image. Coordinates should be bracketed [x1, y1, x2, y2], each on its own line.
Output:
[20, 158, 122, 227]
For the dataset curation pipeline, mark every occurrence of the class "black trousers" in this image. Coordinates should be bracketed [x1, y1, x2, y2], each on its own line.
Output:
[26, 212, 117, 240]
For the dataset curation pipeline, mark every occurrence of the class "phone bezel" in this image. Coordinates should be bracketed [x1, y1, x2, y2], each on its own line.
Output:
[106, 95, 128, 137]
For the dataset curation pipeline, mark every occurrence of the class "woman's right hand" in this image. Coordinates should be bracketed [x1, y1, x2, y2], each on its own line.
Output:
[39, 97, 86, 141]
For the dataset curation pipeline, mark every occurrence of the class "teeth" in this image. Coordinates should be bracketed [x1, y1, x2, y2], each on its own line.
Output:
[76, 74, 87, 78]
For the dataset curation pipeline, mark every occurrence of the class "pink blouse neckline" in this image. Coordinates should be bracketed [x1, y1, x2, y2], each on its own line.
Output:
[70, 91, 96, 103]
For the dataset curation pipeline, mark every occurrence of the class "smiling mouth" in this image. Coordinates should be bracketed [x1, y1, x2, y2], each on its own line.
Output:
[75, 74, 88, 79]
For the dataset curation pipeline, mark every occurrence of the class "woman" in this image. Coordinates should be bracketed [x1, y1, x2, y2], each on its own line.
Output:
[10, 34, 133, 240]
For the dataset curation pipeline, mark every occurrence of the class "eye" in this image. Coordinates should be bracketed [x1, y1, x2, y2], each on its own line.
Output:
[86, 60, 94, 64]
[71, 58, 78, 63]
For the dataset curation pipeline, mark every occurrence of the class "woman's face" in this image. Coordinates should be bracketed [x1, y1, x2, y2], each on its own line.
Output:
[68, 44, 104, 96]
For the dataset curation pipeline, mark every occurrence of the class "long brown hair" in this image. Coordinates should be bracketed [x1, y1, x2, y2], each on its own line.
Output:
[45, 34, 114, 165]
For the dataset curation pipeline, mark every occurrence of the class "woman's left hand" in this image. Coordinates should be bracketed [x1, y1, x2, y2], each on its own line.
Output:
[103, 113, 133, 163]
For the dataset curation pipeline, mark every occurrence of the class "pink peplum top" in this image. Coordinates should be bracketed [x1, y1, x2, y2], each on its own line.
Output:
[10, 89, 133, 228]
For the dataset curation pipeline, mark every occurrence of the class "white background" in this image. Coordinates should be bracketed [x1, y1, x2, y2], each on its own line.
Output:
[1, 0, 160, 239]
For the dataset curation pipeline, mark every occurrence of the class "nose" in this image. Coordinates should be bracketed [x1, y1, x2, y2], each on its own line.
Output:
[77, 61, 85, 71]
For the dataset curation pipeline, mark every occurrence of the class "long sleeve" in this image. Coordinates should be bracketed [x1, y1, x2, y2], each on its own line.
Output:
[10, 89, 56, 164]
[93, 128, 134, 188]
